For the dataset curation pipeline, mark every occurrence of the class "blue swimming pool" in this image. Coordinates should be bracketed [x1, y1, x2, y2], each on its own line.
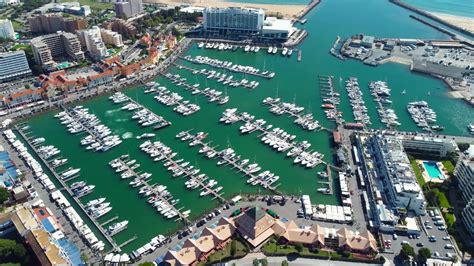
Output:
[423, 161, 444, 179]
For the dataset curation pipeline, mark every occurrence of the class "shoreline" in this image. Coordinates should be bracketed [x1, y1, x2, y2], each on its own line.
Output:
[143, 0, 307, 18]
[428, 12, 474, 34]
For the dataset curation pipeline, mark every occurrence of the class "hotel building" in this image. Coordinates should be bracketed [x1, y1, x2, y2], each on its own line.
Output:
[399, 135, 458, 158]
[77, 26, 108, 59]
[31, 32, 84, 68]
[0, 51, 32, 83]
[28, 14, 87, 34]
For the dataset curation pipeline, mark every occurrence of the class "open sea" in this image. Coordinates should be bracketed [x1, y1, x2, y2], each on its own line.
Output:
[17, 0, 474, 254]
[402, 0, 474, 18]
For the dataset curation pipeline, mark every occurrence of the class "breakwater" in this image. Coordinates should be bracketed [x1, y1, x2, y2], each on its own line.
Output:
[390, 0, 474, 37]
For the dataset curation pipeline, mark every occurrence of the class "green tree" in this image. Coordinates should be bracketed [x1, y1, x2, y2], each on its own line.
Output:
[260, 258, 268, 266]
[0, 187, 10, 205]
[417, 247, 431, 263]
[0, 239, 26, 263]
[295, 242, 303, 253]
[252, 258, 259, 266]
[399, 244, 415, 261]
[458, 143, 470, 152]
[138, 262, 154, 266]
[80, 253, 88, 263]
[230, 240, 237, 256]
[282, 260, 289, 266]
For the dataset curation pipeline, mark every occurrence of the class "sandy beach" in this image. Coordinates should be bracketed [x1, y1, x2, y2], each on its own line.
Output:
[144, 0, 307, 18]
[429, 12, 474, 34]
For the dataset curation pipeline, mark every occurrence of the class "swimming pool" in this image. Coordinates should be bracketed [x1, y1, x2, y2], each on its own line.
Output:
[423, 161, 444, 179]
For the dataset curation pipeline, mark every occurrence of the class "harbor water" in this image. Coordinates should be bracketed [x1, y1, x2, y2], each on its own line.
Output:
[20, 0, 473, 253]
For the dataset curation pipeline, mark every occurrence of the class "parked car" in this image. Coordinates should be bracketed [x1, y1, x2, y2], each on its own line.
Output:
[445, 244, 454, 249]
[438, 226, 446, 230]
[393, 233, 398, 240]
[416, 243, 424, 247]
[443, 236, 450, 240]
[426, 225, 433, 229]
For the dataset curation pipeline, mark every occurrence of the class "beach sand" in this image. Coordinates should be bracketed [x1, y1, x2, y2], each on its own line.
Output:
[429, 12, 474, 34]
[144, 0, 307, 18]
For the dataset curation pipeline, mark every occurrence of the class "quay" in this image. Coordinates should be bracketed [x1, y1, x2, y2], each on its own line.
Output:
[115, 157, 192, 224]
[183, 133, 282, 193]
[297, 0, 321, 19]
[15, 126, 121, 252]
[179, 55, 275, 79]
[329, 36, 346, 60]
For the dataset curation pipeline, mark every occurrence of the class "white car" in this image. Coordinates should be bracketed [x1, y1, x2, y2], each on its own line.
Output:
[443, 236, 450, 240]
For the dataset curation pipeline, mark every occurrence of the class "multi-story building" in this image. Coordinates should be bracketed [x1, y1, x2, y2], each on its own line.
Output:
[28, 14, 87, 34]
[102, 18, 137, 38]
[114, 0, 143, 18]
[455, 160, 474, 241]
[0, 51, 32, 83]
[399, 135, 458, 158]
[203, 7, 264, 36]
[0, 19, 15, 40]
[31, 32, 84, 68]
[369, 135, 426, 215]
[50, 2, 91, 16]
[77, 26, 108, 59]
[100, 29, 123, 47]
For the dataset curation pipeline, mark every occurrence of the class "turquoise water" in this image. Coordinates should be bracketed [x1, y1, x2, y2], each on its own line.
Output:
[423, 161, 443, 179]
[403, 0, 474, 18]
[225, 0, 310, 5]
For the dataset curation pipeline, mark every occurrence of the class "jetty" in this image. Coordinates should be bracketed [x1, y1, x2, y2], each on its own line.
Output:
[319, 75, 344, 125]
[180, 55, 275, 79]
[114, 157, 191, 224]
[180, 130, 282, 193]
[262, 97, 321, 131]
[15, 126, 120, 252]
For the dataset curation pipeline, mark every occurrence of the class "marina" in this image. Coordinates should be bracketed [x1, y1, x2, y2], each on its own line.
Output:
[369, 81, 401, 128]
[345, 77, 371, 125]
[407, 101, 443, 132]
[319, 75, 344, 124]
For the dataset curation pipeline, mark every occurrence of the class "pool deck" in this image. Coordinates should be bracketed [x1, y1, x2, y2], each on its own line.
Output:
[418, 160, 447, 184]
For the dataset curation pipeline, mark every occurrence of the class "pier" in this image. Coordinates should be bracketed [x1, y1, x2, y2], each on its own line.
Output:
[101, 216, 119, 227]
[181, 132, 282, 193]
[262, 98, 322, 131]
[319, 75, 343, 125]
[172, 63, 259, 89]
[15, 126, 120, 252]
[118, 236, 138, 249]
[114, 157, 192, 224]
[179, 55, 275, 79]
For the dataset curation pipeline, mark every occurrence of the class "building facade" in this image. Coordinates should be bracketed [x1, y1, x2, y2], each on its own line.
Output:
[114, 0, 143, 18]
[0, 51, 32, 83]
[28, 14, 87, 34]
[100, 28, 124, 47]
[203, 7, 264, 36]
[0, 19, 15, 40]
[370, 135, 426, 215]
[102, 18, 137, 38]
[77, 26, 108, 59]
[455, 160, 474, 241]
[31, 32, 84, 68]
[400, 135, 458, 158]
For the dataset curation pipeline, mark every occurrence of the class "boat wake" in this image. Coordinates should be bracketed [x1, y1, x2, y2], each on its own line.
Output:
[105, 108, 121, 116]
[121, 132, 133, 139]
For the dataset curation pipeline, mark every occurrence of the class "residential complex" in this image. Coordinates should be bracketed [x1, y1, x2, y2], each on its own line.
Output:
[77, 26, 108, 59]
[31, 31, 84, 68]
[0, 51, 32, 83]
[163, 206, 377, 265]
[114, 0, 143, 19]
[50, 2, 92, 17]
[101, 28, 124, 47]
[0, 19, 15, 40]
[399, 135, 458, 158]
[102, 18, 137, 38]
[455, 160, 474, 242]
[28, 14, 88, 34]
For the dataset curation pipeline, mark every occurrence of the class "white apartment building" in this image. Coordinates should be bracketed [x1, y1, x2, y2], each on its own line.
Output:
[0, 19, 15, 40]
[100, 29, 123, 47]
[370, 135, 426, 215]
[399, 135, 458, 158]
[78, 26, 108, 59]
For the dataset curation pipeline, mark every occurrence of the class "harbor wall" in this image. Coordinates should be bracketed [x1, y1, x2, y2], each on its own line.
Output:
[389, 0, 474, 38]
[297, 0, 321, 19]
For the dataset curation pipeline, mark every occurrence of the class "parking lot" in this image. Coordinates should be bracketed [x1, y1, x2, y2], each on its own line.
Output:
[381, 212, 456, 261]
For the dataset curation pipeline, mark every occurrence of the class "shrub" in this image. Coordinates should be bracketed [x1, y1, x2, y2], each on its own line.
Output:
[295, 243, 304, 253]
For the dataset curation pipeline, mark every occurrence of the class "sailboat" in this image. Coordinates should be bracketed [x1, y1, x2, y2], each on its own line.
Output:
[401, 89, 406, 95]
